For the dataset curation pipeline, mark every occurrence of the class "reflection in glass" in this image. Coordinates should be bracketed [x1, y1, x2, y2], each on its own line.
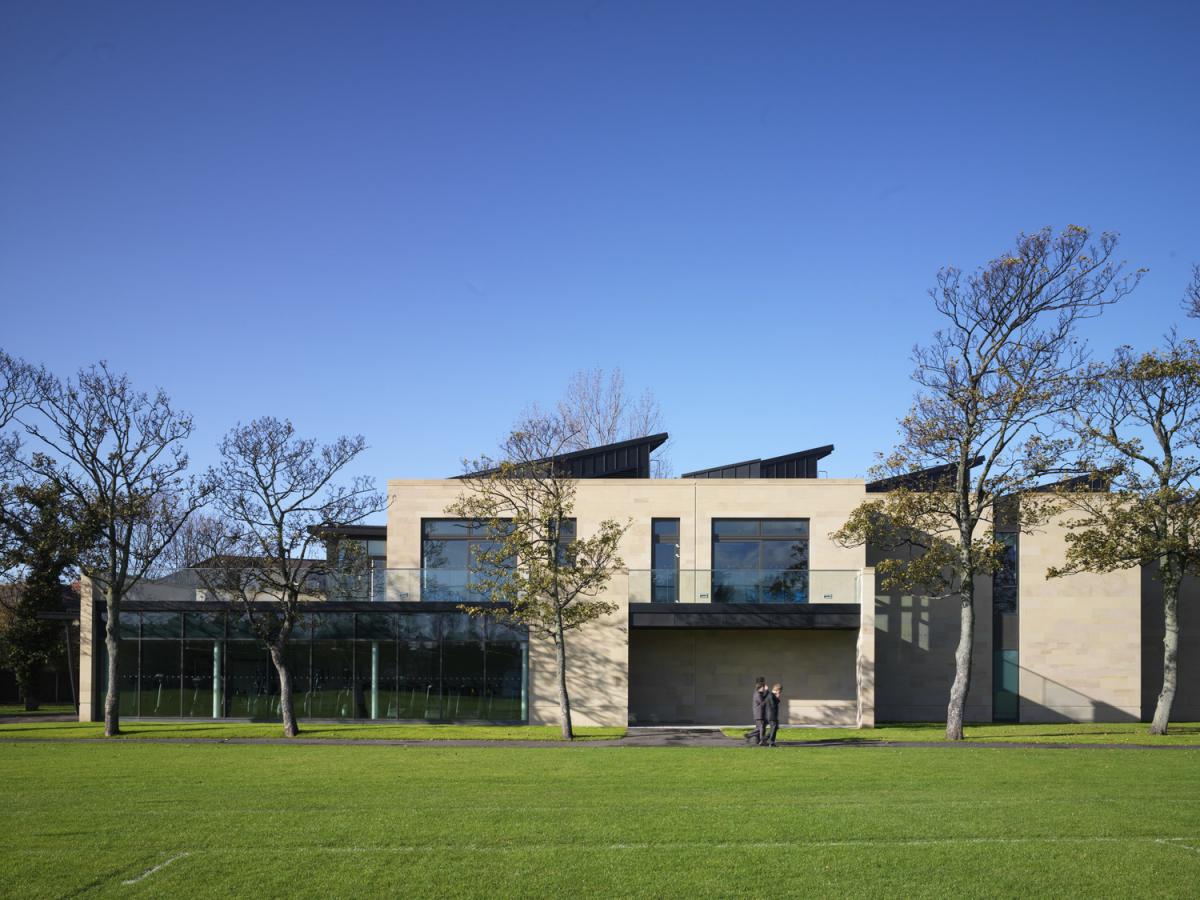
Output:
[712, 518, 811, 603]
[139, 640, 181, 717]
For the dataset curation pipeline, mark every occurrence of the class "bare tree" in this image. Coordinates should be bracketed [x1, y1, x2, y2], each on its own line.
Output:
[0, 352, 50, 541]
[1051, 334, 1200, 734]
[202, 418, 385, 737]
[1184, 264, 1200, 320]
[449, 415, 628, 739]
[548, 368, 672, 476]
[17, 362, 208, 736]
[833, 226, 1141, 740]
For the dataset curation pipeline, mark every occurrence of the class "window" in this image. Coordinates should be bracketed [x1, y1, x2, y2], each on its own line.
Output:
[422, 518, 575, 602]
[328, 537, 389, 601]
[651, 518, 680, 603]
[993, 531, 1018, 614]
[422, 519, 513, 602]
[712, 518, 810, 603]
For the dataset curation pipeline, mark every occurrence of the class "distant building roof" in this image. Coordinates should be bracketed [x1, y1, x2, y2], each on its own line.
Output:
[682, 445, 834, 479]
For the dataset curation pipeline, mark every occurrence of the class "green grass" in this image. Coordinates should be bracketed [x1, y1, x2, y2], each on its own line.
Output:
[722, 722, 1200, 746]
[0, 720, 625, 741]
[0, 742, 1197, 897]
[0, 703, 75, 717]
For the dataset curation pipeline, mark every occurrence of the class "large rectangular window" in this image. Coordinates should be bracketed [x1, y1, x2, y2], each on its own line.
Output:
[422, 518, 575, 602]
[712, 518, 810, 603]
[422, 519, 512, 602]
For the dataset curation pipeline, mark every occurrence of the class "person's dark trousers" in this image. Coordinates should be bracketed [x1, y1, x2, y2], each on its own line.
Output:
[746, 719, 765, 745]
[762, 721, 779, 746]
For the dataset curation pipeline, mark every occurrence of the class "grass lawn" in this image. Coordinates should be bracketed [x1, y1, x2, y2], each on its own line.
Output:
[722, 722, 1200, 746]
[0, 721, 625, 741]
[0, 742, 1197, 898]
[0, 703, 75, 717]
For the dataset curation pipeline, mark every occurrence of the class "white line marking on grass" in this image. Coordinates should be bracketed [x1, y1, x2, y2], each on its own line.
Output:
[1157, 838, 1200, 855]
[121, 852, 189, 885]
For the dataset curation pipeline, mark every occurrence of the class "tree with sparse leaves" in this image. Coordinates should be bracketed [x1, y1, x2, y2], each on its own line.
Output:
[200, 418, 386, 737]
[833, 226, 1141, 740]
[17, 362, 208, 736]
[1051, 334, 1200, 734]
[449, 415, 628, 739]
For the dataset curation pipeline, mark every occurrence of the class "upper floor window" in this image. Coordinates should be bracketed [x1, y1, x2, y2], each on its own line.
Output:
[652, 518, 680, 603]
[712, 518, 809, 603]
[993, 531, 1018, 614]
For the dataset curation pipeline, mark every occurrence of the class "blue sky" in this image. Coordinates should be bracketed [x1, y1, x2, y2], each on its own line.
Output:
[2, 1, 1198, 512]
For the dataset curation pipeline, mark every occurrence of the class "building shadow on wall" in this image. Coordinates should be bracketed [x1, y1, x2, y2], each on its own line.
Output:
[1016, 664, 1140, 726]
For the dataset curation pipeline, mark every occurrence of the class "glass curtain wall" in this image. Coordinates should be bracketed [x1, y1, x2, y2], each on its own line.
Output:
[99, 608, 527, 722]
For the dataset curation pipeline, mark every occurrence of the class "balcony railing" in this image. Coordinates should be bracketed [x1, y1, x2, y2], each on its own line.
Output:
[123, 567, 861, 606]
[628, 569, 860, 605]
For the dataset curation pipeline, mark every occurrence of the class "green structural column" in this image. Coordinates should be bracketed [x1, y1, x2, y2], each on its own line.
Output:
[521, 643, 529, 723]
[212, 642, 223, 719]
[370, 642, 380, 720]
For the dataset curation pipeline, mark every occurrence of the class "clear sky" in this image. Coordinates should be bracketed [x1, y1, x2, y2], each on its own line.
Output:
[2, 1, 1198, 514]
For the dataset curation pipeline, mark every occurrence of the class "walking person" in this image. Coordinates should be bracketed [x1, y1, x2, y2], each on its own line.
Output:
[762, 683, 782, 747]
[745, 677, 769, 745]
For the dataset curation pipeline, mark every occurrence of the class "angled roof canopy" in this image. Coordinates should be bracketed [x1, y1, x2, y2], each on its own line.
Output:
[865, 458, 984, 493]
[682, 445, 834, 479]
[454, 433, 669, 480]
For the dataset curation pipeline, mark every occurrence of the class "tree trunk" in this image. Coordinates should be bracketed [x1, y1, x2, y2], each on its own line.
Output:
[555, 622, 574, 741]
[269, 643, 299, 738]
[945, 581, 975, 741]
[17, 666, 39, 712]
[104, 587, 120, 737]
[1150, 556, 1181, 736]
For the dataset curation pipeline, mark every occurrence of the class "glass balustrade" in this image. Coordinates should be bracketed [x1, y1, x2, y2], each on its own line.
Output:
[112, 566, 860, 607]
[628, 569, 861, 604]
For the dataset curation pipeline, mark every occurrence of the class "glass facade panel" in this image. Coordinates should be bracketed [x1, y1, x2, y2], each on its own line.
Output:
[185, 612, 225, 639]
[182, 640, 220, 718]
[398, 642, 441, 720]
[442, 612, 485, 642]
[309, 637, 353, 718]
[118, 611, 140, 640]
[139, 640, 181, 717]
[227, 612, 259, 640]
[485, 643, 525, 721]
[97, 608, 527, 722]
[442, 641, 489, 719]
[225, 642, 272, 719]
[141, 612, 182, 640]
[354, 638, 398, 719]
[397, 612, 439, 642]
